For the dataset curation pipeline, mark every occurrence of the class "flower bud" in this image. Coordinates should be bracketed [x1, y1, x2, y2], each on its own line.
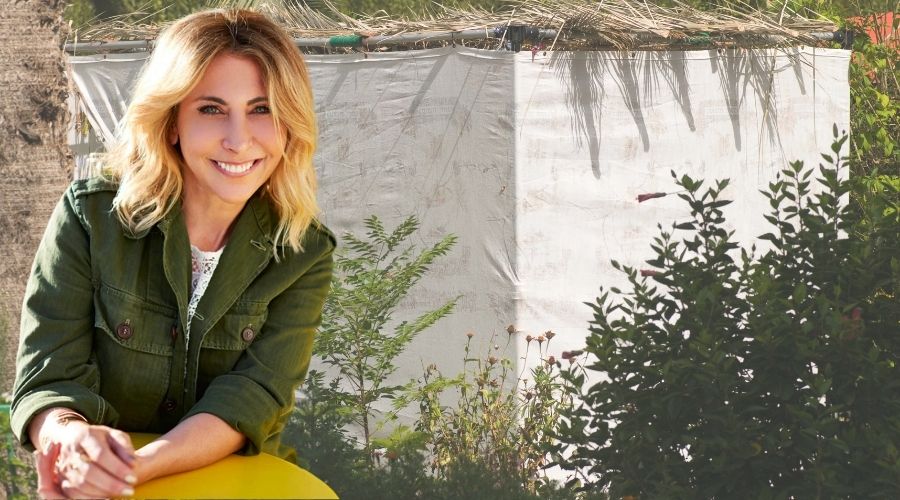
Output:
[637, 192, 666, 203]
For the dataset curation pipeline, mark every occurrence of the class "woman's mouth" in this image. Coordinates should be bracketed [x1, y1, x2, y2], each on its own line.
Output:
[213, 159, 259, 175]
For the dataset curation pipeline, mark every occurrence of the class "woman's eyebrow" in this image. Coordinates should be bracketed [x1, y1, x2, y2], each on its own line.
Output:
[193, 96, 268, 105]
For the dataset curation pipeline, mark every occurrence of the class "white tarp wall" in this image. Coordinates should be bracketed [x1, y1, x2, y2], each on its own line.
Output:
[514, 48, 850, 361]
[69, 46, 850, 423]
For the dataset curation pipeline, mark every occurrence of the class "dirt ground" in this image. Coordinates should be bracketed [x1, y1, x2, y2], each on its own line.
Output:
[0, 0, 71, 392]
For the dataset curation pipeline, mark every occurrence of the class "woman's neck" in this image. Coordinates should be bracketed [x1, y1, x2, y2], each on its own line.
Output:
[182, 195, 244, 252]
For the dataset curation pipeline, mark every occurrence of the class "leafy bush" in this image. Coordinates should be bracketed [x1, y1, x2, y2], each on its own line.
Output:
[847, 15, 899, 175]
[554, 136, 900, 498]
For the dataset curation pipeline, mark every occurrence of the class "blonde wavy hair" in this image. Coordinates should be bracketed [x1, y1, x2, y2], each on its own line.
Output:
[109, 8, 318, 252]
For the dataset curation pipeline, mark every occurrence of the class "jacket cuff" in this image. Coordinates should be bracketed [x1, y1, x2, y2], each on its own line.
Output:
[181, 374, 291, 457]
[11, 384, 117, 451]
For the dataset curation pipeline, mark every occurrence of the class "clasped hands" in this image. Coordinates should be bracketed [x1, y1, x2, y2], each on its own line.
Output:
[32, 410, 138, 499]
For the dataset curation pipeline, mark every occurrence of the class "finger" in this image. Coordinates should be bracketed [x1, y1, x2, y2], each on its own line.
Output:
[60, 477, 111, 500]
[80, 461, 136, 498]
[107, 429, 137, 467]
[33, 444, 65, 499]
[58, 454, 130, 499]
[37, 483, 66, 500]
[55, 450, 98, 499]
[79, 430, 135, 482]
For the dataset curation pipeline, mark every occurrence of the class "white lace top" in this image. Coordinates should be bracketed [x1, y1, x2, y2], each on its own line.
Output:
[187, 244, 224, 336]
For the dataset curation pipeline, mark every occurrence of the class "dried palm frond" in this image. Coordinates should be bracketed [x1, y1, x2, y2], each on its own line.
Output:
[72, 0, 838, 52]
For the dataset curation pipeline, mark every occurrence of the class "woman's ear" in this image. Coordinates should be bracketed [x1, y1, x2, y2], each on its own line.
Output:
[169, 126, 179, 146]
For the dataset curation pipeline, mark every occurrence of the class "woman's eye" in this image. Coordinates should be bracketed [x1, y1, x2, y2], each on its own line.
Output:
[252, 105, 271, 114]
[198, 105, 223, 115]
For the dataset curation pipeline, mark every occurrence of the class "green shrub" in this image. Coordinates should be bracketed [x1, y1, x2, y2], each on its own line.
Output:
[554, 136, 900, 498]
[847, 19, 899, 175]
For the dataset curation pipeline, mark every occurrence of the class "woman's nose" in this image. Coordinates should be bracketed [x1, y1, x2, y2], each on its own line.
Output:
[222, 115, 252, 153]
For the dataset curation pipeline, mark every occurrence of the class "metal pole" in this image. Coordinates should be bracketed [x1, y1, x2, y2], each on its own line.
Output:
[65, 27, 557, 55]
[63, 29, 844, 55]
[296, 28, 559, 48]
[66, 39, 153, 55]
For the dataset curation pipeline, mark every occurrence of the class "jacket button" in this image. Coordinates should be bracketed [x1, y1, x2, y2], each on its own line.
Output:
[161, 399, 177, 413]
[241, 327, 255, 342]
[171, 324, 178, 341]
[116, 322, 133, 340]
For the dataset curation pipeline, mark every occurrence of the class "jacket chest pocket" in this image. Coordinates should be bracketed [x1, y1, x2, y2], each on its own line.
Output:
[196, 301, 268, 394]
[94, 284, 175, 429]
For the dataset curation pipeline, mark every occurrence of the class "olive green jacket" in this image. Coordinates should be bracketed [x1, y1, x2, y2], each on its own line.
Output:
[11, 178, 335, 460]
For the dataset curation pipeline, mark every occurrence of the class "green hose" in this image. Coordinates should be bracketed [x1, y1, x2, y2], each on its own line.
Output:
[329, 34, 364, 47]
[686, 32, 712, 45]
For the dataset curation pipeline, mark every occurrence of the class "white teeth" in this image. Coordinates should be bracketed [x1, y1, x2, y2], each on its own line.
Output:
[216, 160, 254, 173]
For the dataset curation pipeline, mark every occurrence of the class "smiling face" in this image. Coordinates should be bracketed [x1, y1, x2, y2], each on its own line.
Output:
[172, 52, 285, 215]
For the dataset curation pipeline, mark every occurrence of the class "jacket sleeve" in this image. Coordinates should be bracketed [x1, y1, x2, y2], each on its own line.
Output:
[181, 234, 335, 456]
[10, 188, 118, 450]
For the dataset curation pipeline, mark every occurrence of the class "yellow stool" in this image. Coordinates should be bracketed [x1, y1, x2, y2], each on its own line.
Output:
[129, 433, 337, 499]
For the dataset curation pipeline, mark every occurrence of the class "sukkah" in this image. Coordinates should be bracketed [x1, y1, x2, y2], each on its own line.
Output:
[65, 0, 852, 396]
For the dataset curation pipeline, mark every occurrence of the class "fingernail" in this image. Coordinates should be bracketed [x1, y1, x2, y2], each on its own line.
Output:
[122, 486, 135, 496]
[125, 474, 137, 484]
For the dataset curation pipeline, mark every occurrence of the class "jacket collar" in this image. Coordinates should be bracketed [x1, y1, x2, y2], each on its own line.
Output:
[156, 192, 276, 336]
[154, 191, 277, 240]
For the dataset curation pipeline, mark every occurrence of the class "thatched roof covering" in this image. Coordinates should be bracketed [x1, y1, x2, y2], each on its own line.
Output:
[71, 0, 839, 52]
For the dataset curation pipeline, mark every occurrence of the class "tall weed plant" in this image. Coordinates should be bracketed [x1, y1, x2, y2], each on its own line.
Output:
[394, 330, 573, 498]
[306, 215, 457, 450]
[283, 216, 457, 498]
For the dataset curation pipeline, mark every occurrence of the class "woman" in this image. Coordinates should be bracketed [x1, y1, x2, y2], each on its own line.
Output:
[11, 8, 333, 498]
